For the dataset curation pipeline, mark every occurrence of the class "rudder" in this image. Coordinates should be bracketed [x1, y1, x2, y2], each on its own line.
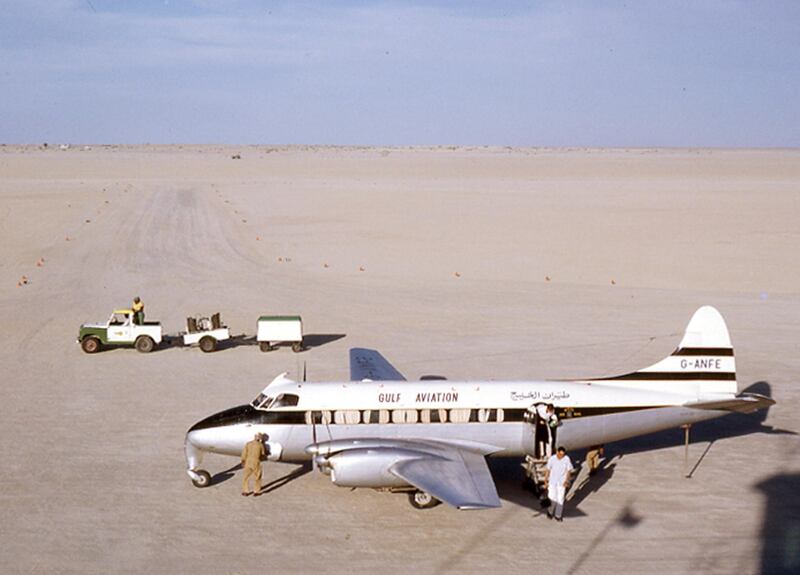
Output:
[593, 306, 737, 396]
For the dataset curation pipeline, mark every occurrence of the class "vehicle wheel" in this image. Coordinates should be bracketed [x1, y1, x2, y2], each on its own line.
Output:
[292, 341, 304, 353]
[135, 335, 155, 353]
[259, 342, 273, 352]
[191, 470, 212, 488]
[199, 336, 216, 353]
[81, 337, 101, 354]
[408, 490, 440, 509]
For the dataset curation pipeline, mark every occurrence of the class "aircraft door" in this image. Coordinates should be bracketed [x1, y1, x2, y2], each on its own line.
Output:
[523, 403, 556, 460]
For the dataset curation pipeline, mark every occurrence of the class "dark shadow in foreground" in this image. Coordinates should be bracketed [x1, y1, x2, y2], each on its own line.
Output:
[756, 472, 800, 575]
[566, 501, 643, 575]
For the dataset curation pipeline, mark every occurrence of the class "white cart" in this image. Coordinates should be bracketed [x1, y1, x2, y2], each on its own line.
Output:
[182, 313, 230, 353]
[257, 315, 304, 352]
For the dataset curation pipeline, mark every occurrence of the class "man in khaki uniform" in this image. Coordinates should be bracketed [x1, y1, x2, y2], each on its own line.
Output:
[586, 445, 604, 476]
[241, 433, 267, 496]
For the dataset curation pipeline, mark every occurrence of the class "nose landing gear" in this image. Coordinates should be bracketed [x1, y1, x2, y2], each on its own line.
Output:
[188, 469, 212, 488]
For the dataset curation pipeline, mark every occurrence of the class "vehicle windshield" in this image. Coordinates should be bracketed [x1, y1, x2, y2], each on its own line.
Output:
[110, 313, 128, 325]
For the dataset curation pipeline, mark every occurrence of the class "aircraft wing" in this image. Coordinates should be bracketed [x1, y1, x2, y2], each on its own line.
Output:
[389, 446, 502, 510]
[349, 348, 406, 381]
[685, 393, 775, 414]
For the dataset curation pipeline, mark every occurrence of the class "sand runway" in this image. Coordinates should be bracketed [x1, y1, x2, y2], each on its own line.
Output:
[0, 145, 798, 574]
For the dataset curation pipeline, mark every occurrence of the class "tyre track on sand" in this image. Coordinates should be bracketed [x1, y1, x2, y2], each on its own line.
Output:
[114, 187, 267, 280]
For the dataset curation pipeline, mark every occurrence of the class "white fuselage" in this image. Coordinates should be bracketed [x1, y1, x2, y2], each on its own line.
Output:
[185, 378, 731, 470]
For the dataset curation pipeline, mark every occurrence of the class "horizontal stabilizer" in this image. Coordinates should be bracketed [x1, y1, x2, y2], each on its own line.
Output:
[685, 393, 775, 414]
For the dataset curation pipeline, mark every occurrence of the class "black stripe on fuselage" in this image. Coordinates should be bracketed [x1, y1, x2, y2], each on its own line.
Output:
[188, 405, 668, 430]
[188, 404, 307, 431]
[671, 347, 734, 356]
[595, 371, 736, 381]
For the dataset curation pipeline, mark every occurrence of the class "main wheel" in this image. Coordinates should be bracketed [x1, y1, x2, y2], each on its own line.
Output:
[135, 335, 155, 353]
[199, 336, 216, 353]
[259, 341, 273, 352]
[292, 341, 304, 353]
[191, 470, 212, 488]
[81, 337, 101, 354]
[408, 490, 441, 509]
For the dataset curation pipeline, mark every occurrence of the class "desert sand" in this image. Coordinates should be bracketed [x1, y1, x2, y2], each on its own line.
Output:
[0, 145, 798, 574]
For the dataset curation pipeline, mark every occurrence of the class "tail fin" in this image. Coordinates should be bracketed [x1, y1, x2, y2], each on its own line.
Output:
[593, 306, 737, 395]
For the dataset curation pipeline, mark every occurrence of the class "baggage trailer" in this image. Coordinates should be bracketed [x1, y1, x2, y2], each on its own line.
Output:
[257, 315, 304, 352]
[182, 313, 230, 353]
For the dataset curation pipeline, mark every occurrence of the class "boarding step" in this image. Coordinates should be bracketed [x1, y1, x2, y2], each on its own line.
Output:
[521, 454, 549, 493]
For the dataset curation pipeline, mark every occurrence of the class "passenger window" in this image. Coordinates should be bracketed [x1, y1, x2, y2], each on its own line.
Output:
[449, 409, 471, 423]
[496, 408, 504, 422]
[391, 409, 417, 423]
[420, 409, 431, 423]
[379, 410, 390, 424]
[478, 409, 489, 423]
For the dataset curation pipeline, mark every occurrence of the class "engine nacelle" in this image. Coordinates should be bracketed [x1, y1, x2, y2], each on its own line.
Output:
[326, 448, 421, 488]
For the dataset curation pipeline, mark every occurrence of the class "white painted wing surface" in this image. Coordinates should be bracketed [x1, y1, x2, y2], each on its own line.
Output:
[389, 447, 502, 510]
[349, 348, 406, 381]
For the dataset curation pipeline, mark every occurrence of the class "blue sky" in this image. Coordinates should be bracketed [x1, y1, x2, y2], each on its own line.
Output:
[2, 0, 798, 146]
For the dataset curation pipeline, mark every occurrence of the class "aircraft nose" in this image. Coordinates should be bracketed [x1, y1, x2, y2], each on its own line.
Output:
[188, 403, 256, 432]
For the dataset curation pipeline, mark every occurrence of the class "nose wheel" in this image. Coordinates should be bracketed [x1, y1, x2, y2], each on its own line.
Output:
[190, 469, 212, 488]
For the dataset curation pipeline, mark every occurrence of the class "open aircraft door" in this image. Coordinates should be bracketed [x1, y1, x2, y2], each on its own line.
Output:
[521, 404, 555, 498]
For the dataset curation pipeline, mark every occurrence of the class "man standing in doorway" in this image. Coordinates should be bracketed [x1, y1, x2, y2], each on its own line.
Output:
[241, 433, 268, 497]
[545, 446, 574, 522]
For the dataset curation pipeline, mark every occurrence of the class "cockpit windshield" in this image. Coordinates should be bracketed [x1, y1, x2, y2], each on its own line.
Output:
[251, 393, 300, 410]
[251, 393, 271, 409]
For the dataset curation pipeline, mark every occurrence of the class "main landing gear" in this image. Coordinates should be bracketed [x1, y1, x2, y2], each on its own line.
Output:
[408, 490, 441, 509]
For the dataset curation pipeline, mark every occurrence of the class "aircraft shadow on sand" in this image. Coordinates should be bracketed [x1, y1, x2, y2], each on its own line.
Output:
[208, 462, 312, 493]
[490, 382, 794, 515]
[612, 381, 795, 457]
